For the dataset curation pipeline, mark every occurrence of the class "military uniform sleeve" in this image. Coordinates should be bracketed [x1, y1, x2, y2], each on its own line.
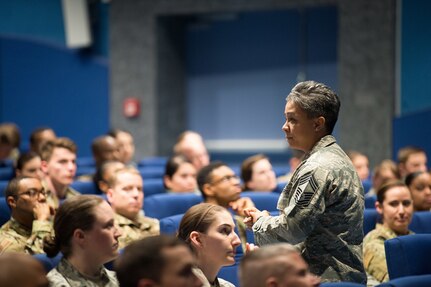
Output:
[253, 167, 329, 245]
[26, 220, 53, 254]
[0, 234, 17, 254]
[363, 234, 389, 282]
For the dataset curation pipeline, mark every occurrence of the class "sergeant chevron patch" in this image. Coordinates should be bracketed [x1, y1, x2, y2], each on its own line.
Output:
[292, 171, 318, 208]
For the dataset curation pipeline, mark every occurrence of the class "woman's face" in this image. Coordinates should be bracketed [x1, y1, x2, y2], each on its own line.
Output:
[18, 156, 43, 180]
[165, 162, 197, 193]
[83, 201, 122, 265]
[408, 172, 431, 211]
[247, 158, 277, 191]
[196, 210, 241, 267]
[377, 186, 413, 235]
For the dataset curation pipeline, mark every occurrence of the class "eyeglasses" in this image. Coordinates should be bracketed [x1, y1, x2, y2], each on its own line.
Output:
[210, 174, 239, 185]
[17, 189, 47, 198]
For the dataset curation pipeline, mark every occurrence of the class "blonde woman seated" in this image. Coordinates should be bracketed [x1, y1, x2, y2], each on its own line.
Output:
[405, 171, 431, 211]
[164, 155, 199, 194]
[363, 180, 414, 284]
[240, 154, 277, 192]
[44, 195, 121, 286]
[177, 203, 242, 287]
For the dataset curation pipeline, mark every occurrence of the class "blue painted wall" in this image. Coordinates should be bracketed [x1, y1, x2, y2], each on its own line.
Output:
[186, 7, 338, 142]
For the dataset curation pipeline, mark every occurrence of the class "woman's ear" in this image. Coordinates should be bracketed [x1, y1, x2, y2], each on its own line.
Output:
[189, 231, 203, 248]
[72, 229, 86, 245]
[376, 201, 383, 215]
[163, 175, 172, 190]
[314, 116, 326, 132]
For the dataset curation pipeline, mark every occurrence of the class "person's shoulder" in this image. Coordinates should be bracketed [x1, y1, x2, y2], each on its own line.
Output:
[47, 267, 69, 286]
[218, 277, 236, 287]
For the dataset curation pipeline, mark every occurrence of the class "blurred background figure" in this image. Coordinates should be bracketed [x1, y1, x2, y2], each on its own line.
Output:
[363, 180, 414, 284]
[93, 160, 125, 194]
[347, 150, 370, 181]
[277, 150, 304, 183]
[0, 252, 49, 287]
[0, 123, 21, 163]
[109, 129, 135, 165]
[163, 154, 198, 194]
[397, 146, 427, 178]
[29, 127, 56, 155]
[367, 159, 399, 197]
[174, 131, 210, 171]
[14, 151, 44, 180]
[240, 154, 277, 192]
[405, 171, 431, 211]
[91, 135, 121, 169]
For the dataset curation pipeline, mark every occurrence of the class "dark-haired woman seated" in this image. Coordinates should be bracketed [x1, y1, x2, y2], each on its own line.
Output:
[405, 171, 431, 211]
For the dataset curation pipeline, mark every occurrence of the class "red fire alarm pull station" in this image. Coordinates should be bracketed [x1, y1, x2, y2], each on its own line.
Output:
[123, 98, 140, 118]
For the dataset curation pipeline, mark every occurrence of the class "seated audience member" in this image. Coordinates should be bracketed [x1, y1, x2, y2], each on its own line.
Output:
[108, 129, 135, 165]
[397, 146, 427, 178]
[239, 243, 320, 287]
[198, 161, 254, 251]
[114, 235, 202, 287]
[94, 160, 125, 194]
[107, 167, 159, 249]
[240, 154, 277, 192]
[92, 135, 121, 168]
[14, 151, 44, 180]
[363, 180, 414, 284]
[405, 171, 431, 211]
[164, 154, 198, 194]
[0, 252, 49, 287]
[367, 159, 399, 197]
[29, 127, 56, 154]
[0, 176, 53, 254]
[40, 138, 79, 209]
[177, 203, 242, 287]
[44, 195, 121, 286]
[174, 131, 210, 171]
[0, 122, 21, 163]
[347, 150, 370, 181]
[277, 150, 304, 183]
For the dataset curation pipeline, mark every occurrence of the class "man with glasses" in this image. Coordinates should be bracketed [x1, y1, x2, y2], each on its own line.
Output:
[0, 176, 53, 254]
[197, 161, 254, 251]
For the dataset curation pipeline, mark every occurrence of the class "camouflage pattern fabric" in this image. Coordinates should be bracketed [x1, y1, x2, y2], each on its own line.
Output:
[0, 217, 52, 254]
[363, 223, 414, 284]
[252, 135, 366, 283]
[114, 212, 159, 249]
[47, 257, 118, 287]
[46, 186, 80, 210]
[193, 267, 236, 287]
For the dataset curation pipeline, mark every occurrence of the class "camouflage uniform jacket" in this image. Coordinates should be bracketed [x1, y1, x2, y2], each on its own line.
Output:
[192, 267, 235, 287]
[252, 135, 366, 283]
[0, 217, 52, 254]
[47, 257, 119, 287]
[115, 212, 159, 249]
[363, 223, 414, 284]
[46, 186, 80, 209]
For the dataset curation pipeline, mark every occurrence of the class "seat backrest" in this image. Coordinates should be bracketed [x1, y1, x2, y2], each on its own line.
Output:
[241, 191, 279, 212]
[0, 197, 10, 226]
[143, 178, 166, 197]
[362, 179, 372, 195]
[363, 209, 379, 236]
[385, 234, 431, 279]
[0, 180, 9, 196]
[138, 156, 168, 167]
[70, 180, 100, 194]
[0, 167, 14, 181]
[218, 263, 239, 287]
[160, 213, 184, 235]
[409, 211, 431, 233]
[376, 274, 431, 287]
[33, 253, 62, 273]
[365, 195, 377, 209]
[143, 193, 203, 219]
[138, 166, 165, 179]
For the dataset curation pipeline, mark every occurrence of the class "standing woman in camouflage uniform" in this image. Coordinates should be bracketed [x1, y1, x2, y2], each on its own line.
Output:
[244, 81, 366, 283]
[363, 180, 414, 284]
[43, 195, 121, 287]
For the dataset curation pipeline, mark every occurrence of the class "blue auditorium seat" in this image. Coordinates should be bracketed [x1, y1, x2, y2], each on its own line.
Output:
[138, 156, 168, 167]
[143, 193, 203, 219]
[76, 157, 95, 167]
[365, 195, 377, 209]
[138, 166, 165, 179]
[143, 178, 166, 197]
[362, 179, 372, 195]
[0, 180, 9, 196]
[377, 274, 431, 287]
[0, 197, 10, 226]
[70, 180, 101, 194]
[33, 253, 62, 272]
[241, 191, 279, 212]
[275, 181, 287, 193]
[218, 263, 239, 287]
[408, 211, 431, 233]
[385, 234, 431, 280]
[363, 209, 379, 236]
[0, 167, 14, 181]
[160, 213, 184, 235]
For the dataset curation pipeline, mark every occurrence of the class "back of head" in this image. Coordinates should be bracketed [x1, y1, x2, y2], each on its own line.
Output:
[29, 127, 56, 153]
[287, 81, 340, 134]
[91, 135, 118, 166]
[397, 146, 425, 164]
[114, 235, 187, 287]
[173, 131, 204, 154]
[0, 252, 49, 287]
[43, 195, 103, 258]
[39, 137, 77, 161]
[0, 122, 20, 148]
[239, 243, 298, 287]
[177, 203, 226, 249]
[196, 161, 225, 199]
